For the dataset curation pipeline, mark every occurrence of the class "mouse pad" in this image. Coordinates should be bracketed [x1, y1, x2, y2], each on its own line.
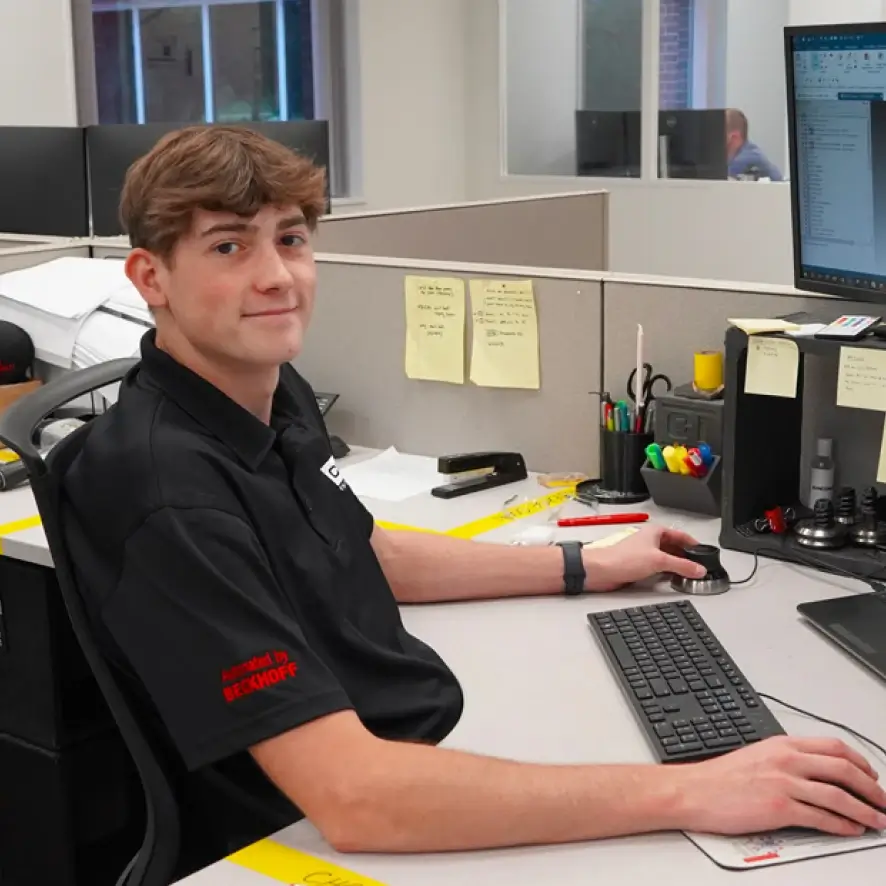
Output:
[684, 823, 886, 870]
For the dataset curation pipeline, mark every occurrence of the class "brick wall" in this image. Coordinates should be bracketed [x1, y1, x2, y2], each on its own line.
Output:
[660, 0, 693, 109]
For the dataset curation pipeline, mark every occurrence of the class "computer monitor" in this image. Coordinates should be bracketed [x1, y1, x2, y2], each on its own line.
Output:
[658, 110, 728, 180]
[786, 22, 886, 301]
[575, 111, 641, 177]
[0, 127, 90, 237]
[86, 120, 331, 238]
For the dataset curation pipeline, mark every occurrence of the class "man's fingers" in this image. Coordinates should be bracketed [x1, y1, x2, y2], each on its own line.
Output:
[659, 552, 705, 578]
[796, 754, 886, 810]
[792, 778, 886, 831]
[789, 800, 867, 836]
[789, 737, 879, 780]
[659, 528, 700, 555]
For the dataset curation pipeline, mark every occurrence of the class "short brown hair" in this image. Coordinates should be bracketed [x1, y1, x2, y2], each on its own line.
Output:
[120, 125, 327, 259]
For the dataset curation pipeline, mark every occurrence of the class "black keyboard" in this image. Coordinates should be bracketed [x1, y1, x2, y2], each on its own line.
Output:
[588, 599, 785, 763]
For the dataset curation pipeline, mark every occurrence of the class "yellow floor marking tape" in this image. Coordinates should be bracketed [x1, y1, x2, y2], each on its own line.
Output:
[228, 838, 388, 885]
[0, 515, 43, 555]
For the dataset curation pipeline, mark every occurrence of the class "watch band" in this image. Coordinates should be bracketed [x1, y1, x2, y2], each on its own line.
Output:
[556, 540, 586, 596]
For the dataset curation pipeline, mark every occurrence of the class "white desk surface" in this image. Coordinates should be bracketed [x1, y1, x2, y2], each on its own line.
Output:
[4, 449, 886, 883]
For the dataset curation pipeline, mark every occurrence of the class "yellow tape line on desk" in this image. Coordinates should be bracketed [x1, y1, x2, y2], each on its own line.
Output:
[444, 488, 574, 540]
[375, 489, 573, 541]
[0, 515, 42, 554]
[228, 838, 388, 885]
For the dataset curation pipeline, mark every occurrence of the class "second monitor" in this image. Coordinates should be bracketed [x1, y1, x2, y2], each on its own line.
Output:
[86, 120, 331, 238]
[575, 109, 728, 180]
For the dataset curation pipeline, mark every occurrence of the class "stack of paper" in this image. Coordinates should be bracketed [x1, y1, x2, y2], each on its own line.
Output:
[339, 447, 446, 502]
[0, 257, 139, 367]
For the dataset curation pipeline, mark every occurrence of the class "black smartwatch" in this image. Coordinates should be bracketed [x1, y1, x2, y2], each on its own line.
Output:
[556, 540, 586, 596]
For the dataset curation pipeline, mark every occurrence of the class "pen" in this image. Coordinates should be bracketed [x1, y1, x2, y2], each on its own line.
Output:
[557, 513, 650, 527]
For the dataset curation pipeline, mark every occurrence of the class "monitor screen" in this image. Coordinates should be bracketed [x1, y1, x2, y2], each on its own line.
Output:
[787, 24, 886, 300]
[0, 127, 89, 237]
[86, 121, 331, 238]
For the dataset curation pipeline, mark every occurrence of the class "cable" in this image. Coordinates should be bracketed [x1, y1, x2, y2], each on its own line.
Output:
[759, 692, 886, 764]
[730, 551, 759, 585]
[752, 544, 886, 594]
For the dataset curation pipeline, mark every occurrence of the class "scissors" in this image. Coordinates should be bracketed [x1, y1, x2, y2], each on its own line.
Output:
[627, 362, 673, 406]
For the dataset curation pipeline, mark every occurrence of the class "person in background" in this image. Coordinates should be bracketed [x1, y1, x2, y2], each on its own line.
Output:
[726, 108, 783, 181]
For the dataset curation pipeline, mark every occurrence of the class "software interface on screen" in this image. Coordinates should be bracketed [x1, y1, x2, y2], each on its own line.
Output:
[792, 32, 886, 292]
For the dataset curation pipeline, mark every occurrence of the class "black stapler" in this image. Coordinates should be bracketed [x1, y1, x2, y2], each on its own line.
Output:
[431, 451, 528, 499]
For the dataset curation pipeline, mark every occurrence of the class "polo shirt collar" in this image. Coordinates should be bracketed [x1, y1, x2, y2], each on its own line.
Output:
[136, 330, 295, 471]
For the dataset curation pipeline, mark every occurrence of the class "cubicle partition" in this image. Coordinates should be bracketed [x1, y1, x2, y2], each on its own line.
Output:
[0, 242, 91, 275]
[305, 255, 603, 475]
[317, 191, 610, 271]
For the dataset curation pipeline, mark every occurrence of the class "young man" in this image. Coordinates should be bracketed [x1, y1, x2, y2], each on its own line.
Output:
[62, 126, 884, 872]
[726, 108, 784, 181]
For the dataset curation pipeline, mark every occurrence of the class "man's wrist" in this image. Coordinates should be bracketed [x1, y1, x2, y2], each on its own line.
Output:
[580, 547, 610, 593]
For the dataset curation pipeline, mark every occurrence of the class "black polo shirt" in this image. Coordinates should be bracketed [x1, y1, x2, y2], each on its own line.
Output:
[60, 331, 463, 865]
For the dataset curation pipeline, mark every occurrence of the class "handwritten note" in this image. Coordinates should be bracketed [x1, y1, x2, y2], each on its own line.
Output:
[469, 279, 540, 389]
[403, 276, 465, 384]
[837, 346, 886, 411]
[744, 337, 799, 398]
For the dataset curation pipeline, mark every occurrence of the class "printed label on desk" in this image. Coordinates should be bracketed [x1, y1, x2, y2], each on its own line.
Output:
[228, 838, 388, 885]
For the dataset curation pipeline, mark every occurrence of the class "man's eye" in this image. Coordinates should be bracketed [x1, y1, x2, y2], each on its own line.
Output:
[280, 234, 306, 247]
[215, 242, 240, 255]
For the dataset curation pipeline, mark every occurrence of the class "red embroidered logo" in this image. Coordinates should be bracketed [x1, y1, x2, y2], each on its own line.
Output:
[221, 649, 297, 703]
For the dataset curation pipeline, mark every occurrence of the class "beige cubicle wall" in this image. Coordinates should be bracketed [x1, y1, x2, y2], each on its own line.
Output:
[90, 237, 129, 259]
[303, 256, 603, 476]
[317, 191, 610, 271]
[600, 276, 876, 396]
[0, 242, 92, 274]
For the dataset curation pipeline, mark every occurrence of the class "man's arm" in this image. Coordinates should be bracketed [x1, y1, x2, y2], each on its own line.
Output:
[251, 710, 886, 854]
[371, 523, 706, 603]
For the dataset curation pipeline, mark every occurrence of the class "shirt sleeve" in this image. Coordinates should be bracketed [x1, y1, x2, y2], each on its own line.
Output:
[103, 506, 354, 771]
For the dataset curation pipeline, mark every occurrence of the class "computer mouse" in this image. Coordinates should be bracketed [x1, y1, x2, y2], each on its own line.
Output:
[670, 544, 731, 596]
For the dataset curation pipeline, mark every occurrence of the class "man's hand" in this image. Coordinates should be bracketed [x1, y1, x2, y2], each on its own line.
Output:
[582, 524, 706, 591]
[678, 736, 886, 836]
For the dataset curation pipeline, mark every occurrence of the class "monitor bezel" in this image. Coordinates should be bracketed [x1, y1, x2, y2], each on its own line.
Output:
[786, 20, 886, 304]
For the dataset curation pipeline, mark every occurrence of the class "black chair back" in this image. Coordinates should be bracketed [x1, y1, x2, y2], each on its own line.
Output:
[0, 360, 180, 886]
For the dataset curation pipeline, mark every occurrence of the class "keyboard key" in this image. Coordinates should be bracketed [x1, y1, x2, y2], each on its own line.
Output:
[648, 713, 666, 723]
[661, 736, 679, 746]
[654, 723, 674, 738]
[746, 700, 759, 708]
[681, 741, 703, 752]
[663, 704, 680, 713]
[698, 730, 717, 740]
[606, 636, 637, 669]
[640, 700, 659, 710]
[688, 680, 705, 691]
[711, 713, 728, 723]
[690, 717, 709, 726]
[738, 725, 756, 736]
[635, 688, 653, 699]
[702, 705, 720, 714]
[718, 727, 738, 737]
[704, 736, 742, 749]
[705, 676, 723, 688]
[649, 679, 672, 697]
[668, 679, 690, 694]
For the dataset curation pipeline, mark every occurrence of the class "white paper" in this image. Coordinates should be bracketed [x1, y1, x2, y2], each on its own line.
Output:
[785, 323, 826, 337]
[340, 447, 445, 502]
[0, 258, 142, 367]
[0, 257, 132, 319]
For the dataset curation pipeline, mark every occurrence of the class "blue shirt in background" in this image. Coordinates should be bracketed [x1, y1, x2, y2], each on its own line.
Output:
[728, 140, 784, 181]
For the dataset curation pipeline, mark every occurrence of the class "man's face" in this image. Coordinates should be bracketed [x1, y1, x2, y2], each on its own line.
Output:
[132, 204, 316, 370]
[726, 128, 743, 161]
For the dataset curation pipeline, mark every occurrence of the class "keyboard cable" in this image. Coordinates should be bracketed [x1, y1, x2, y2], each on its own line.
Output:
[704, 549, 886, 761]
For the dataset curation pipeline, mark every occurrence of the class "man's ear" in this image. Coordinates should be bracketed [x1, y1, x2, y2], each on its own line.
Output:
[124, 248, 169, 313]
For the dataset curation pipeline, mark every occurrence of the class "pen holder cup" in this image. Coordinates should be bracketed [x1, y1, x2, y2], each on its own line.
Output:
[640, 455, 723, 517]
[595, 430, 653, 505]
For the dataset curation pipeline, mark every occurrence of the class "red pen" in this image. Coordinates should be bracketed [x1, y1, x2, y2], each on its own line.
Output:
[557, 513, 649, 527]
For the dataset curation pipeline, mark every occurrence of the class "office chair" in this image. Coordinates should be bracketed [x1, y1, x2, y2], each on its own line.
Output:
[0, 359, 180, 886]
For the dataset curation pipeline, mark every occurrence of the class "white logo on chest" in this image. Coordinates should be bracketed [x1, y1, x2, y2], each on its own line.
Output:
[320, 455, 348, 491]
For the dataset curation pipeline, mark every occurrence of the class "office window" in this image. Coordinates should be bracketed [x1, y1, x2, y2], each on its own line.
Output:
[503, 0, 790, 182]
[82, 0, 346, 193]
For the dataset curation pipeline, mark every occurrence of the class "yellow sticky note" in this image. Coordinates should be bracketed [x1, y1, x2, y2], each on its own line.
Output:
[728, 318, 800, 335]
[403, 276, 465, 384]
[837, 347, 886, 412]
[469, 279, 540, 389]
[744, 336, 799, 398]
